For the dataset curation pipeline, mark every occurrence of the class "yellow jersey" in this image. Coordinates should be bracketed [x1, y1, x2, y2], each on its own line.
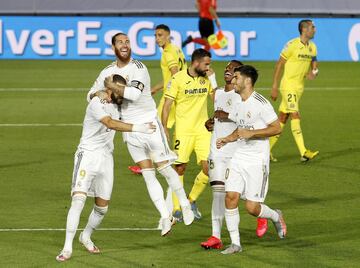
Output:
[165, 69, 212, 136]
[280, 37, 317, 91]
[161, 43, 187, 94]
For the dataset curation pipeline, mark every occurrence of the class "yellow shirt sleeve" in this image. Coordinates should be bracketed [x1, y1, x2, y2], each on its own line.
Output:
[280, 40, 295, 60]
[163, 50, 178, 70]
[164, 76, 178, 100]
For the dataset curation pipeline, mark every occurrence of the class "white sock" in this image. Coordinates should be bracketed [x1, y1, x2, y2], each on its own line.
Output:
[224, 208, 240, 246]
[211, 185, 225, 239]
[82, 205, 108, 241]
[63, 194, 86, 252]
[258, 204, 279, 222]
[158, 165, 190, 209]
[142, 168, 169, 219]
[165, 187, 173, 214]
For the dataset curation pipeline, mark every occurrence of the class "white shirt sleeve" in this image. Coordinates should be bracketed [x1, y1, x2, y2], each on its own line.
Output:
[261, 102, 278, 125]
[123, 67, 149, 101]
[87, 71, 106, 102]
[88, 97, 110, 122]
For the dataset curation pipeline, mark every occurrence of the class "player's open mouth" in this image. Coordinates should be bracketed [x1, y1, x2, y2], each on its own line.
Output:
[224, 71, 232, 78]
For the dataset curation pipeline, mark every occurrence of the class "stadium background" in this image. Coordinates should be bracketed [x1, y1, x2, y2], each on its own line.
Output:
[0, 1, 359, 267]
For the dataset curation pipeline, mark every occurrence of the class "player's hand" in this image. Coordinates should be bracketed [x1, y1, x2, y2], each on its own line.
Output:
[306, 69, 318, 80]
[271, 86, 278, 101]
[216, 138, 227, 149]
[205, 118, 215, 132]
[132, 123, 156, 134]
[214, 110, 229, 121]
[237, 128, 253, 139]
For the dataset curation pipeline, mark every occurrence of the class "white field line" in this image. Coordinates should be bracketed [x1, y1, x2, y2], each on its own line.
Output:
[0, 227, 158, 232]
[0, 123, 82, 127]
[0, 87, 359, 92]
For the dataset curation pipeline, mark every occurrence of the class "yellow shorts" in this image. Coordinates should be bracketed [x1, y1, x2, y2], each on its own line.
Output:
[279, 90, 303, 113]
[157, 96, 175, 129]
[173, 133, 211, 165]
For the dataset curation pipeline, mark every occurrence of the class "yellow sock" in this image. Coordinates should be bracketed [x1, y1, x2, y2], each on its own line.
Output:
[172, 175, 183, 211]
[291, 119, 306, 156]
[189, 171, 209, 202]
[270, 122, 284, 150]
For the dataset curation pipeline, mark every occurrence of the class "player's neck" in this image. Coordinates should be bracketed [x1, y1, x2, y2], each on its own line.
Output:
[300, 35, 310, 45]
[116, 58, 131, 68]
[224, 83, 233, 92]
[240, 88, 254, 101]
[188, 67, 199, 78]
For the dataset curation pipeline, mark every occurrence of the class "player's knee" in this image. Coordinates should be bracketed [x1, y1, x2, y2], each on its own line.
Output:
[71, 193, 86, 210]
[174, 164, 186, 175]
[279, 112, 289, 123]
[225, 193, 238, 209]
[94, 204, 108, 216]
[290, 112, 300, 120]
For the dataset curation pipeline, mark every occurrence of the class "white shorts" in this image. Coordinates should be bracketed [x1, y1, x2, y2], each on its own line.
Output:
[124, 118, 177, 164]
[208, 155, 232, 183]
[225, 158, 269, 203]
[71, 149, 114, 200]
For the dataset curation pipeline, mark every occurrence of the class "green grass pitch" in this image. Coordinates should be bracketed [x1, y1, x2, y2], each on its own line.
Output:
[0, 60, 359, 267]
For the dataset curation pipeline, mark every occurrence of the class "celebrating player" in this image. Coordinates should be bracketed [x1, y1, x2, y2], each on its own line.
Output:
[162, 48, 214, 221]
[87, 33, 194, 237]
[270, 19, 319, 162]
[56, 75, 156, 262]
[215, 65, 287, 254]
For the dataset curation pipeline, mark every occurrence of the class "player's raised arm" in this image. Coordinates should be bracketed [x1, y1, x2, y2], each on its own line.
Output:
[271, 56, 286, 101]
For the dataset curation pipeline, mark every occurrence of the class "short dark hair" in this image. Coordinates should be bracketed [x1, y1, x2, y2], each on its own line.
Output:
[230, 60, 243, 66]
[298, 19, 313, 34]
[191, 48, 211, 62]
[111, 32, 128, 45]
[234, 65, 259, 86]
[112, 74, 127, 85]
[155, 24, 170, 33]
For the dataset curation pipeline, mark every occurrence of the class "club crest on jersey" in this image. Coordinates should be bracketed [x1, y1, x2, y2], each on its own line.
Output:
[226, 99, 232, 106]
[199, 78, 206, 85]
[309, 47, 313, 52]
[247, 111, 251, 118]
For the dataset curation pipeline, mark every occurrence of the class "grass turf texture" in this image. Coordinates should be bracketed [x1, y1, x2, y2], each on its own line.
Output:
[0, 60, 359, 267]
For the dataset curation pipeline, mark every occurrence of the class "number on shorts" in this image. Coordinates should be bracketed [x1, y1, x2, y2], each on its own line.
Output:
[225, 168, 230, 180]
[287, 93, 297, 102]
[208, 159, 214, 169]
[174, 139, 180, 150]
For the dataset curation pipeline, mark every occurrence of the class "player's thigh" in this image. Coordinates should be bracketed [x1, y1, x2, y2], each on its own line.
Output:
[279, 90, 302, 113]
[127, 143, 151, 164]
[148, 119, 177, 164]
[241, 161, 269, 203]
[224, 164, 246, 195]
[199, 18, 214, 38]
[208, 156, 231, 183]
[173, 135, 195, 164]
[71, 150, 98, 196]
[93, 153, 114, 201]
[194, 132, 211, 164]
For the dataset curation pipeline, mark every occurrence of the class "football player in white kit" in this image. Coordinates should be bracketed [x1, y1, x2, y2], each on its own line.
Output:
[215, 65, 287, 254]
[87, 33, 194, 237]
[200, 60, 243, 250]
[56, 75, 156, 262]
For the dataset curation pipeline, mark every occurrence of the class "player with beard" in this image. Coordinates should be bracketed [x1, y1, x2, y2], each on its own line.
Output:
[87, 33, 195, 237]
[56, 74, 156, 262]
[162, 48, 214, 221]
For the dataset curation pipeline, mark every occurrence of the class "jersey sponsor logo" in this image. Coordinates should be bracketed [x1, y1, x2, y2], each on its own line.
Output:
[238, 119, 255, 130]
[184, 88, 208, 95]
[298, 54, 313, 59]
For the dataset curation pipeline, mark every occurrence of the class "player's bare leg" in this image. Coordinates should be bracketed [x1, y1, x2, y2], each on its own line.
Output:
[269, 112, 288, 162]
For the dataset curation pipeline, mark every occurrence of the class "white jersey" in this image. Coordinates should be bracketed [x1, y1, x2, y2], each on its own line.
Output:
[78, 97, 120, 153]
[87, 59, 157, 124]
[210, 87, 241, 157]
[228, 91, 278, 160]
